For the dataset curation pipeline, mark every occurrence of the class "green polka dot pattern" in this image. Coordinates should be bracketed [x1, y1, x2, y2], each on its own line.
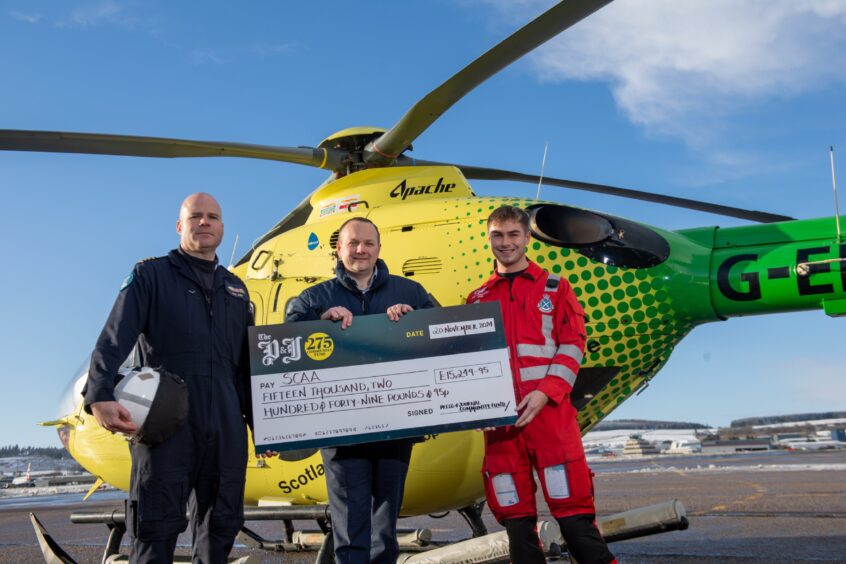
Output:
[441, 197, 699, 432]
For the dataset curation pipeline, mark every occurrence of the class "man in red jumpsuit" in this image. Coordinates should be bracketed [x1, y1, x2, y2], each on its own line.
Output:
[467, 205, 616, 564]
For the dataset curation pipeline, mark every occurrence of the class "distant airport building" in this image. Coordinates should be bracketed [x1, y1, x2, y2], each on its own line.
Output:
[623, 435, 660, 456]
[772, 432, 806, 445]
[701, 438, 771, 454]
[663, 439, 702, 454]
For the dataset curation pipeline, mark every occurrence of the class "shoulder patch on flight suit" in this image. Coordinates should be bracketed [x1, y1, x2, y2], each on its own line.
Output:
[119, 272, 134, 291]
[225, 283, 248, 301]
[122, 257, 159, 290]
[537, 273, 559, 312]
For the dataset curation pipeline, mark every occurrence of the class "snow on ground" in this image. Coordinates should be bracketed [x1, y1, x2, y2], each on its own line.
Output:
[752, 417, 846, 430]
[0, 483, 111, 499]
[583, 428, 708, 453]
[598, 462, 846, 476]
[0, 456, 80, 475]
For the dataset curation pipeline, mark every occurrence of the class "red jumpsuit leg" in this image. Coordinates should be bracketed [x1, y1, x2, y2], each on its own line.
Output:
[483, 427, 548, 563]
[482, 426, 538, 522]
[527, 404, 616, 563]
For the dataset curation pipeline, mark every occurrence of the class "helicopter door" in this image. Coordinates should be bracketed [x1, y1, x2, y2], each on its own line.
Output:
[242, 247, 276, 325]
[267, 281, 287, 325]
[250, 293, 265, 326]
[266, 278, 315, 325]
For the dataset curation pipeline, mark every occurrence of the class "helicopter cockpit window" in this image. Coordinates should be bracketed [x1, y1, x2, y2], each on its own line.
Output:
[527, 204, 670, 268]
[234, 195, 313, 267]
[57, 348, 140, 423]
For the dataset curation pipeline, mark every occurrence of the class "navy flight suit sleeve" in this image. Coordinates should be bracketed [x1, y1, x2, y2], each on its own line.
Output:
[238, 300, 255, 432]
[83, 263, 151, 412]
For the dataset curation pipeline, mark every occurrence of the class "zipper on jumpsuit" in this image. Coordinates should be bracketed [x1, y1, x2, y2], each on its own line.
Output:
[505, 277, 524, 404]
[181, 260, 216, 441]
[358, 287, 368, 314]
[485, 276, 522, 480]
[197, 277, 214, 441]
[206, 289, 214, 441]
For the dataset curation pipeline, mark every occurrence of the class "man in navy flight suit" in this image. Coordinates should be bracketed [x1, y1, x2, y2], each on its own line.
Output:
[84, 192, 252, 563]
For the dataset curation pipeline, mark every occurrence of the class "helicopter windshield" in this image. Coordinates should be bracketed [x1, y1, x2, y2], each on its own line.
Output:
[56, 348, 141, 419]
[235, 194, 314, 267]
[56, 356, 91, 420]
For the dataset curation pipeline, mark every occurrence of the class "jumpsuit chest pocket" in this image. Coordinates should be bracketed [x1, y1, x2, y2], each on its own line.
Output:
[182, 287, 208, 352]
[222, 294, 247, 365]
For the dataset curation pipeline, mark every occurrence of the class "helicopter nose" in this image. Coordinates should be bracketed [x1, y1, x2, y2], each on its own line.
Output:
[57, 357, 91, 420]
[41, 357, 91, 452]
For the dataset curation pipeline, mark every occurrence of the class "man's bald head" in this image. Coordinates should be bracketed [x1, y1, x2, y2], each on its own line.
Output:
[179, 192, 220, 219]
[176, 193, 224, 260]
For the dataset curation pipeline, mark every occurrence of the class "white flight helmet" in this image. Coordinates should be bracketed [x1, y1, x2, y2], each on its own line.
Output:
[114, 366, 188, 445]
[115, 367, 160, 429]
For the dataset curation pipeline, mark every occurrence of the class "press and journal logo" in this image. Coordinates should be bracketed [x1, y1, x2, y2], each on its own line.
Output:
[257, 334, 302, 366]
[257, 332, 334, 365]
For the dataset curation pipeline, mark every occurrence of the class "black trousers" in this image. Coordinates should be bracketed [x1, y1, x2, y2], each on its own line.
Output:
[321, 442, 414, 564]
[504, 514, 615, 564]
[126, 418, 247, 563]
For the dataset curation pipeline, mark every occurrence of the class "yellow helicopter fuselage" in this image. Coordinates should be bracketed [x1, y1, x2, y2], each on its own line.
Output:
[60, 165, 723, 514]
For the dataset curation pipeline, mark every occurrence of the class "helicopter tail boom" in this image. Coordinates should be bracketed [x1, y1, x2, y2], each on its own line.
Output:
[681, 218, 846, 318]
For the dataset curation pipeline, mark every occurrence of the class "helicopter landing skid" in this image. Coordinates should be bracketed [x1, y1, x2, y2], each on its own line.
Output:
[456, 501, 489, 538]
[29, 499, 687, 562]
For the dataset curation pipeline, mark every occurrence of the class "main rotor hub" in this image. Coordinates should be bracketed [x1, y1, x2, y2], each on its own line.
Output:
[318, 127, 386, 151]
[319, 127, 412, 175]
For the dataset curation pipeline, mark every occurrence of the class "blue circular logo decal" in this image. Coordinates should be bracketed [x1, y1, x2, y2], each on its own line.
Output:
[307, 232, 319, 250]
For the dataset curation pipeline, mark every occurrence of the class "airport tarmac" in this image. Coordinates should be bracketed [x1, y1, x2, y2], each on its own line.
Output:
[1, 449, 844, 562]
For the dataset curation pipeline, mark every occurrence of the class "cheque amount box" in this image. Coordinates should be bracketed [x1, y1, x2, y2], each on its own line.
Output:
[248, 302, 516, 453]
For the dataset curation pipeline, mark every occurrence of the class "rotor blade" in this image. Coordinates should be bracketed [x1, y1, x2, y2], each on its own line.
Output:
[0, 130, 348, 170]
[397, 158, 794, 223]
[365, 0, 612, 165]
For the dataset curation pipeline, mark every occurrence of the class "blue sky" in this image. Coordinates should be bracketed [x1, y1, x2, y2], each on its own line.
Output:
[1, 0, 844, 447]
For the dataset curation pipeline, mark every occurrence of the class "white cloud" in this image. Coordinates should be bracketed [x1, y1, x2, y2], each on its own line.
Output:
[10, 11, 41, 24]
[69, 1, 124, 27]
[43, 3, 293, 65]
[478, 1, 846, 148]
[51, 1, 162, 34]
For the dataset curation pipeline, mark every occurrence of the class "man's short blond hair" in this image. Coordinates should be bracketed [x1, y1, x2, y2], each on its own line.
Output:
[487, 205, 530, 232]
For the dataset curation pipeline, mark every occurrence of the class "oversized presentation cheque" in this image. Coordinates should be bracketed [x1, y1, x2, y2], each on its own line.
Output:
[248, 302, 516, 453]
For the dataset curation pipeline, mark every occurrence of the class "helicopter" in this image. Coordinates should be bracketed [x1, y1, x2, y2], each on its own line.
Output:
[3, 0, 845, 558]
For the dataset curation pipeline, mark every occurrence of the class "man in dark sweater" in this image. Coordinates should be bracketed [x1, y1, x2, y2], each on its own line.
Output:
[285, 217, 434, 564]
